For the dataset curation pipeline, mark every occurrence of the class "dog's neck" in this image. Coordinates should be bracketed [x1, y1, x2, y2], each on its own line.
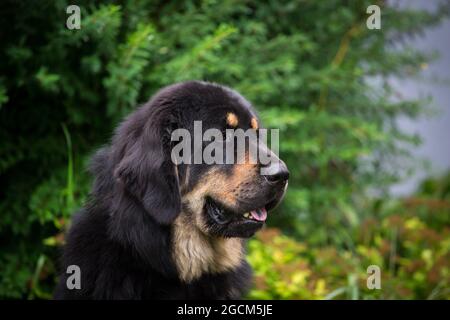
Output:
[171, 213, 243, 283]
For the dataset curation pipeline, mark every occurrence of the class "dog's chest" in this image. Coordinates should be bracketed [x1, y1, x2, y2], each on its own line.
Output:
[171, 215, 243, 283]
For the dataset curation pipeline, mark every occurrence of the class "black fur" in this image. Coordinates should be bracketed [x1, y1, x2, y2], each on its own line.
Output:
[54, 82, 261, 300]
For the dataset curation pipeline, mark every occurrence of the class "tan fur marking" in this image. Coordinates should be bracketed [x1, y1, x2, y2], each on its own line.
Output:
[171, 154, 258, 282]
[226, 112, 238, 127]
[226, 152, 257, 191]
[183, 169, 240, 210]
[251, 117, 259, 129]
[180, 166, 190, 194]
[172, 214, 243, 282]
[212, 237, 243, 271]
[184, 156, 258, 210]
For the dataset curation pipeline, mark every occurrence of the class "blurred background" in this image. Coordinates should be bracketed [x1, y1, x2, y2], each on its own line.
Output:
[0, 0, 449, 299]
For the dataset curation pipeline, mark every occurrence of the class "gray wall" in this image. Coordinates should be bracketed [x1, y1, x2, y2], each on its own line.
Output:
[390, 0, 450, 195]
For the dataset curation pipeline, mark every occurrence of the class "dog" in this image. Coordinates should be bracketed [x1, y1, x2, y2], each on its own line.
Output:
[54, 81, 289, 299]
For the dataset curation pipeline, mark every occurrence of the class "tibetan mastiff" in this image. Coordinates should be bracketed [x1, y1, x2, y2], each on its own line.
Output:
[54, 81, 289, 299]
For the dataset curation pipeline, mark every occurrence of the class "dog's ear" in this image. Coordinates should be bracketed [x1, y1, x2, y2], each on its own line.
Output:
[114, 107, 181, 225]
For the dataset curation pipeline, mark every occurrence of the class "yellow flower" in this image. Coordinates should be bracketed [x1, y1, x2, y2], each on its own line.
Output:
[314, 279, 327, 297]
[291, 270, 310, 285]
[421, 249, 433, 268]
[405, 217, 425, 230]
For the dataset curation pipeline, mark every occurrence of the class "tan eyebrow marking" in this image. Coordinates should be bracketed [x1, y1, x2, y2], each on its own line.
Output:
[251, 117, 259, 129]
[226, 112, 238, 127]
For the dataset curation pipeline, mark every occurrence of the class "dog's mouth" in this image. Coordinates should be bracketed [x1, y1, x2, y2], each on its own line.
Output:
[242, 208, 267, 221]
[205, 197, 269, 226]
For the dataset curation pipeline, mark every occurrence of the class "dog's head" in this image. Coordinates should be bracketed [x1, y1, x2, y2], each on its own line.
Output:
[113, 81, 288, 239]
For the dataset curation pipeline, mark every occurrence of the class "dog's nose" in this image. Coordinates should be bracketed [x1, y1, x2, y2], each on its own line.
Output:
[263, 160, 289, 184]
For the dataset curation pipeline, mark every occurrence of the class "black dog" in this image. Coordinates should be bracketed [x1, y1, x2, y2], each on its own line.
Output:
[54, 81, 289, 299]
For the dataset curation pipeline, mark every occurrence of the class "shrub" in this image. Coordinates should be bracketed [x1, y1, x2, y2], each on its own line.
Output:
[247, 173, 450, 299]
[0, 1, 448, 298]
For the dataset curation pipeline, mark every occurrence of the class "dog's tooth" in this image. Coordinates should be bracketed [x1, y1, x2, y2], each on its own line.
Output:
[243, 212, 250, 218]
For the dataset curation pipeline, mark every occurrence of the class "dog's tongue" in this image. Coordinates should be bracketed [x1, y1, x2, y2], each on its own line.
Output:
[250, 208, 267, 222]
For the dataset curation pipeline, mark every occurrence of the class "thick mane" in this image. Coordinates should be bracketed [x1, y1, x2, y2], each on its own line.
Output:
[54, 81, 256, 299]
[86, 141, 178, 279]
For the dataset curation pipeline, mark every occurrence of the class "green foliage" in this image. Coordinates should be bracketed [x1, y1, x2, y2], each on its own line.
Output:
[0, 0, 449, 298]
[247, 174, 450, 299]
